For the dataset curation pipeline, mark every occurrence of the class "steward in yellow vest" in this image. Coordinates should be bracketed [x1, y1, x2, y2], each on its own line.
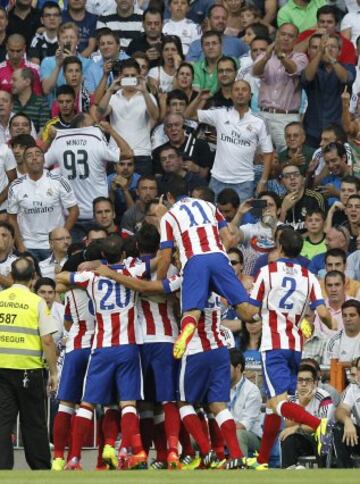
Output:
[0, 257, 58, 470]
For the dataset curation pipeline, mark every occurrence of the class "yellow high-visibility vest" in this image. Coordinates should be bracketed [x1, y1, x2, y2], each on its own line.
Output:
[0, 286, 44, 370]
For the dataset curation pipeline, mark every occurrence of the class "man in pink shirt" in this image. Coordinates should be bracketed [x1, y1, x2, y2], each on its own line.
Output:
[252, 22, 308, 152]
[0, 34, 42, 95]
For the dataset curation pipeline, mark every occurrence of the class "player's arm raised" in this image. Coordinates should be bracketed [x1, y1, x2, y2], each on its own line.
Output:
[95, 265, 165, 294]
[55, 271, 72, 289]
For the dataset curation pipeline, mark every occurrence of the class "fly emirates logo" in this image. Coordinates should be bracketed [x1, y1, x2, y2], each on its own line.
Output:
[24, 201, 54, 215]
[220, 128, 251, 147]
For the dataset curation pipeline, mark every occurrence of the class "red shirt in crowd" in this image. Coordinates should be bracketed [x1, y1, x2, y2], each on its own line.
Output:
[0, 59, 43, 95]
[296, 30, 357, 65]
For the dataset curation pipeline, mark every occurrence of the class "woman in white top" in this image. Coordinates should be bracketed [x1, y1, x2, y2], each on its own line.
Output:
[148, 35, 184, 94]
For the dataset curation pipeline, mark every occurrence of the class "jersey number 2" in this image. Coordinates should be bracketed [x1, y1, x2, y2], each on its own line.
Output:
[279, 277, 296, 310]
[63, 150, 89, 180]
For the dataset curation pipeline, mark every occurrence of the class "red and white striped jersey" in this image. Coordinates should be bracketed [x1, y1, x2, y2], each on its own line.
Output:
[64, 288, 95, 352]
[250, 259, 324, 352]
[159, 197, 227, 269]
[163, 275, 225, 355]
[70, 262, 147, 349]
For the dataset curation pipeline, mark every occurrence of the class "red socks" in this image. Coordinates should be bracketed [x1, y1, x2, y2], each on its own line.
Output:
[215, 409, 243, 459]
[208, 414, 225, 460]
[69, 405, 93, 460]
[257, 412, 281, 464]
[278, 401, 321, 430]
[179, 422, 195, 457]
[163, 402, 180, 455]
[53, 405, 74, 459]
[153, 414, 168, 462]
[121, 406, 144, 455]
[103, 408, 121, 447]
[179, 405, 210, 455]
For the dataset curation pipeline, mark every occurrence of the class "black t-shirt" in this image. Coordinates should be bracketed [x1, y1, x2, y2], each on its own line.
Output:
[7, 8, 42, 50]
[126, 34, 164, 69]
[209, 89, 233, 108]
[152, 134, 214, 175]
[0, 36, 7, 63]
[283, 188, 326, 231]
[158, 171, 207, 196]
[28, 32, 58, 62]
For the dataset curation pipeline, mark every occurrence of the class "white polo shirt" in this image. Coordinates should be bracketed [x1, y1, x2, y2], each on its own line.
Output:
[109, 90, 156, 157]
[0, 143, 17, 211]
[198, 107, 273, 184]
[7, 172, 78, 250]
[341, 383, 360, 426]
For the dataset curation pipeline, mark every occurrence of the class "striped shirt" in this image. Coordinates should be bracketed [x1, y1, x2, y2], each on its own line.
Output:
[96, 7, 143, 49]
[13, 94, 50, 133]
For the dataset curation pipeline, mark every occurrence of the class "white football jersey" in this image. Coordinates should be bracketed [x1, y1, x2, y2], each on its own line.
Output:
[44, 126, 120, 219]
[0, 143, 16, 211]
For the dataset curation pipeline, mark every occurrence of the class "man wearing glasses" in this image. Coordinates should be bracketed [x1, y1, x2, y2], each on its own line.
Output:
[39, 227, 72, 280]
[29, 2, 62, 64]
[279, 163, 325, 231]
[280, 363, 333, 469]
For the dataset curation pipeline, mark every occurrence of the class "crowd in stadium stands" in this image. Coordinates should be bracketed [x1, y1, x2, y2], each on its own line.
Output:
[0, 0, 360, 472]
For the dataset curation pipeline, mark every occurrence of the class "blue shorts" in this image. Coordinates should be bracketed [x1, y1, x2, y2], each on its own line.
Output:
[261, 349, 302, 399]
[182, 253, 249, 311]
[57, 348, 91, 403]
[140, 343, 178, 402]
[178, 347, 230, 403]
[82, 345, 143, 405]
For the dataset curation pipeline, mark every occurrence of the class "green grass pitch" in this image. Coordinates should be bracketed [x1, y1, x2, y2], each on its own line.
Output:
[0, 470, 359, 484]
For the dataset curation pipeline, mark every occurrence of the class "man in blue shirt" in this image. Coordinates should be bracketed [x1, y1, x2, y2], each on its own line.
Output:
[321, 141, 352, 207]
[62, 0, 97, 57]
[186, 4, 248, 62]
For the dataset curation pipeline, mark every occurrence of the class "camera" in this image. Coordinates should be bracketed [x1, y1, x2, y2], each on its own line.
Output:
[63, 42, 72, 52]
[121, 77, 138, 87]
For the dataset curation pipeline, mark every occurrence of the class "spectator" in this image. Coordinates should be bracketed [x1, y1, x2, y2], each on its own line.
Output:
[217, 188, 240, 223]
[29, 1, 61, 64]
[295, 5, 357, 65]
[0, 90, 13, 143]
[237, 5, 262, 39]
[0, 139, 17, 216]
[8, 112, 37, 140]
[342, 194, 360, 253]
[280, 363, 333, 469]
[239, 320, 262, 367]
[126, 7, 164, 69]
[62, 0, 97, 58]
[309, 227, 351, 277]
[278, 122, 315, 175]
[121, 175, 158, 234]
[279, 163, 325, 230]
[210, 56, 237, 108]
[242, 22, 271, 46]
[347, 249, 360, 281]
[341, 0, 360, 48]
[96, 0, 143, 50]
[152, 113, 213, 178]
[97, 58, 159, 176]
[252, 22, 308, 152]
[277, 0, 326, 33]
[148, 35, 184, 94]
[0, 6, 8, 62]
[12, 67, 50, 133]
[39, 227, 72, 280]
[334, 353, 360, 468]
[51, 56, 92, 116]
[164, 0, 201, 56]
[319, 248, 360, 299]
[0, 34, 42, 95]
[317, 270, 348, 336]
[325, 299, 360, 364]
[9, 134, 36, 176]
[0, 221, 16, 290]
[302, 310, 328, 365]
[227, 247, 253, 293]
[85, 29, 128, 97]
[229, 349, 262, 458]
[40, 22, 92, 100]
[7, 145, 79, 260]
[236, 35, 271, 113]
[320, 142, 352, 206]
[174, 63, 198, 102]
[186, 4, 249, 62]
[85, 0, 116, 17]
[341, 83, 360, 178]
[156, 144, 206, 195]
[324, 175, 360, 228]
[301, 33, 355, 148]
[6, 0, 41, 49]
[300, 209, 327, 260]
[41, 85, 77, 144]
[108, 156, 140, 225]
[193, 31, 224, 95]
[193, 80, 273, 199]
[93, 196, 124, 236]
[34, 276, 65, 344]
